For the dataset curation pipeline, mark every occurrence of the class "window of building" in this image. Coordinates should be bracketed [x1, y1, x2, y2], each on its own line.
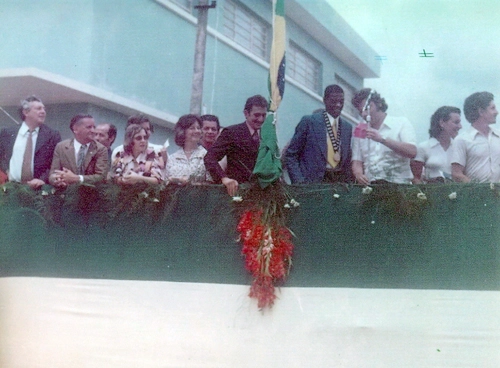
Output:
[287, 42, 322, 94]
[223, 0, 268, 59]
[335, 76, 358, 118]
[170, 0, 193, 12]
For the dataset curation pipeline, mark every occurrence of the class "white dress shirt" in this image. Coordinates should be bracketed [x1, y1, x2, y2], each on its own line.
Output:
[8, 123, 39, 182]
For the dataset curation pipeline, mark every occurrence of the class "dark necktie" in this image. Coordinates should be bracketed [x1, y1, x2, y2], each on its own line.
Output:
[21, 130, 34, 183]
[77, 144, 86, 175]
[252, 129, 260, 143]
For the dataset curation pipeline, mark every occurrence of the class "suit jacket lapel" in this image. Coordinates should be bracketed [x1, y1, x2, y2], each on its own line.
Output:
[83, 141, 97, 171]
[34, 125, 48, 154]
[64, 139, 78, 172]
[316, 111, 328, 159]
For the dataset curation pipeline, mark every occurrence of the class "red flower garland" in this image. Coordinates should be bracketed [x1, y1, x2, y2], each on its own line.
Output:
[237, 209, 294, 309]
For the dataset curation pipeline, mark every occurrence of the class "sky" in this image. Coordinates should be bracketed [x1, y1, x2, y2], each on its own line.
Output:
[329, 0, 500, 141]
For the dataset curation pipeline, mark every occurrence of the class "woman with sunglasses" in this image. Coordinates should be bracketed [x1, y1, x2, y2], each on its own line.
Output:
[111, 124, 164, 185]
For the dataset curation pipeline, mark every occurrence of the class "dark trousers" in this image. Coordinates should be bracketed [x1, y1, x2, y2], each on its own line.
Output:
[323, 169, 349, 183]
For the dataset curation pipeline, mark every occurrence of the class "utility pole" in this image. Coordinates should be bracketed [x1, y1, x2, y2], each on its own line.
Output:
[189, 0, 216, 115]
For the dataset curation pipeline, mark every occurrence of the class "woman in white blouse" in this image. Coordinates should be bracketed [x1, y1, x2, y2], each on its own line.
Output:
[111, 125, 164, 185]
[166, 114, 211, 184]
[411, 106, 462, 183]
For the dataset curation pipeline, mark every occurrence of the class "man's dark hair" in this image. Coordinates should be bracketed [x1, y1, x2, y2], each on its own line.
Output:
[107, 123, 118, 144]
[463, 92, 494, 123]
[127, 114, 154, 133]
[429, 106, 461, 138]
[174, 114, 202, 147]
[351, 88, 388, 112]
[69, 114, 93, 131]
[244, 95, 268, 113]
[323, 85, 344, 99]
[200, 114, 220, 130]
[19, 95, 43, 121]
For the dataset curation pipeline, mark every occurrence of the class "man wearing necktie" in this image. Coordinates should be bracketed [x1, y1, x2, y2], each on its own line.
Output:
[204, 95, 268, 196]
[0, 95, 61, 188]
[49, 114, 108, 188]
[285, 85, 353, 184]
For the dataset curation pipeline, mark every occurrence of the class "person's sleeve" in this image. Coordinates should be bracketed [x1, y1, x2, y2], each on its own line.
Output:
[450, 137, 467, 166]
[49, 143, 62, 175]
[40, 130, 62, 183]
[83, 145, 108, 184]
[351, 136, 363, 162]
[414, 141, 427, 163]
[400, 119, 417, 144]
[284, 117, 308, 184]
[204, 129, 233, 183]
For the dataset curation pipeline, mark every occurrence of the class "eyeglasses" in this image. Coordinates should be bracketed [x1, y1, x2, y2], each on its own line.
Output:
[134, 135, 149, 141]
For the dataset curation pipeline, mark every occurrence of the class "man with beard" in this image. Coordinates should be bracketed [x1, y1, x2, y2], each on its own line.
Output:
[204, 95, 267, 196]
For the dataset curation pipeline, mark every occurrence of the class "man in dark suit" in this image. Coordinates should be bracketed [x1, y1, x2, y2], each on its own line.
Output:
[204, 95, 268, 196]
[49, 114, 108, 187]
[0, 95, 61, 188]
[285, 85, 353, 184]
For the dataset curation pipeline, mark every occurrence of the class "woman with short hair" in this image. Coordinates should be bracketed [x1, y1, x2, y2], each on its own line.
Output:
[411, 106, 462, 183]
[166, 114, 211, 184]
[111, 124, 164, 185]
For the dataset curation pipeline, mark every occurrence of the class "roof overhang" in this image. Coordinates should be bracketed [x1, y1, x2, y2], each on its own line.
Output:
[287, 0, 380, 79]
[0, 68, 177, 129]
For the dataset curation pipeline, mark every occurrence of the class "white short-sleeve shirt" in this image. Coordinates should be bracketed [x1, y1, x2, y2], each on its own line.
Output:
[414, 137, 454, 180]
[450, 127, 500, 183]
[352, 116, 417, 184]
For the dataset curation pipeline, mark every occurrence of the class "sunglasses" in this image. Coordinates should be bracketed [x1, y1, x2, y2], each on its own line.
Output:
[134, 135, 149, 141]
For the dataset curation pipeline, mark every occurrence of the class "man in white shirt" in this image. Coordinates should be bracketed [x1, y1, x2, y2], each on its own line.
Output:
[0, 95, 61, 188]
[351, 89, 417, 184]
[451, 92, 500, 183]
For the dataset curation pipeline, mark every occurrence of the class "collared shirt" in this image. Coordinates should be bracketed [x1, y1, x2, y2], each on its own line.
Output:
[8, 122, 39, 182]
[415, 137, 454, 180]
[74, 140, 90, 182]
[352, 115, 416, 184]
[244, 122, 259, 138]
[166, 146, 211, 183]
[451, 126, 500, 183]
[74, 140, 89, 163]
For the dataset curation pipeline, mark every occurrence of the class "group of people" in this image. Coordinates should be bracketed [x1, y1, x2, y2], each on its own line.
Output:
[0, 96, 220, 189]
[285, 86, 500, 187]
[1, 88, 499, 195]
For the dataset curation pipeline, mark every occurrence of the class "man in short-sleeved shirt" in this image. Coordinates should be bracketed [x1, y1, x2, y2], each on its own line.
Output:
[451, 92, 500, 183]
[351, 89, 417, 184]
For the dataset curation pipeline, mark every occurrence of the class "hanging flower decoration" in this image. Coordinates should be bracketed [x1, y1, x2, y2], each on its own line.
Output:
[234, 183, 296, 310]
[237, 209, 294, 309]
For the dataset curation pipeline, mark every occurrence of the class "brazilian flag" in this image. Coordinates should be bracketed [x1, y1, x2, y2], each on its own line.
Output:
[253, 0, 286, 188]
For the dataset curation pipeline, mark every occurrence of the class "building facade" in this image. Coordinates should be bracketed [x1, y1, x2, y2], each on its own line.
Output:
[0, 0, 379, 152]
